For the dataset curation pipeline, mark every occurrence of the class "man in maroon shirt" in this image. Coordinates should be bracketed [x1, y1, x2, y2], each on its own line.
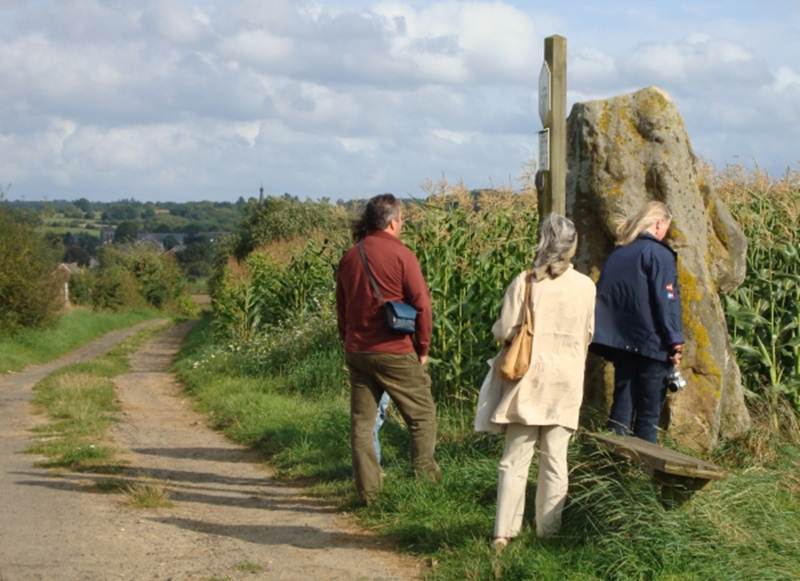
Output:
[336, 193, 441, 503]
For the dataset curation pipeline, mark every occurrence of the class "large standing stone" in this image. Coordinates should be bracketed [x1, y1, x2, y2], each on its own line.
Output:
[566, 86, 751, 451]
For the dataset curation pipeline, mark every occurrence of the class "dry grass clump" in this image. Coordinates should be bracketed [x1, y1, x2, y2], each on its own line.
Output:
[124, 479, 173, 509]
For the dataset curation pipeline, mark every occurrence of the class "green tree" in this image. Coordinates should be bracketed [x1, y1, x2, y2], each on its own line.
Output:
[113, 221, 139, 244]
[0, 207, 61, 332]
[73, 197, 92, 215]
[64, 245, 91, 266]
[162, 235, 179, 250]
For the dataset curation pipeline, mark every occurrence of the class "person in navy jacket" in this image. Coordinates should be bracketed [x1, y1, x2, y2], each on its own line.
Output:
[592, 201, 685, 443]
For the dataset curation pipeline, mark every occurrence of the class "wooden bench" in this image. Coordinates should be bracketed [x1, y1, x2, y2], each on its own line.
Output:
[584, 431, 727, 507]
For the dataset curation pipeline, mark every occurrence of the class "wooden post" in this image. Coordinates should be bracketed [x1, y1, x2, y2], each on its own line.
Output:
[537, 35, 567, 218]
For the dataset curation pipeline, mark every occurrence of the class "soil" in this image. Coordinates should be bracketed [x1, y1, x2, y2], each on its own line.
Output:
[0, 322, 420, 580]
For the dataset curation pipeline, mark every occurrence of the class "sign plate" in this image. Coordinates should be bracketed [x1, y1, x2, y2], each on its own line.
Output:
[538, 60, 551, 125]
[539, 128, 550, 172]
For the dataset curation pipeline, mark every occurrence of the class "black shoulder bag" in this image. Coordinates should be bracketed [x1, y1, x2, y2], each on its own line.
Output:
[357, 240, 418, 334]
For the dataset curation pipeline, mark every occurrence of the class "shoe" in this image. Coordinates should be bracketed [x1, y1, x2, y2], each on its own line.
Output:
[492, 537, 509, 554]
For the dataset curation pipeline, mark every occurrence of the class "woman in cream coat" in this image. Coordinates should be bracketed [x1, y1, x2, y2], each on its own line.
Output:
[475, 214, 595, 549]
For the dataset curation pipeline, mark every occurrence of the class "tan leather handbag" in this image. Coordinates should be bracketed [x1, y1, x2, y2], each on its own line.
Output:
[498, 273, 534, 381]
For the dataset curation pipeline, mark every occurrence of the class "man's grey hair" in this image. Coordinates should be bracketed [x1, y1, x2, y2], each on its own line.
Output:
[532, 214, 578, 281]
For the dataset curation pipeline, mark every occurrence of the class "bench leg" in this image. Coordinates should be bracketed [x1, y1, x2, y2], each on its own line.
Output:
[654, 471, 709, 508]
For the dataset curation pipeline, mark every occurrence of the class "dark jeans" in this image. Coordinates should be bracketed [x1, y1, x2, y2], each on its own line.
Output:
[607, 352, 671, 443]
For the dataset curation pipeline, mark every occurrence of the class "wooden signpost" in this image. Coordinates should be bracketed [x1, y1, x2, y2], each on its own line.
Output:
[536, 35, 567, 218]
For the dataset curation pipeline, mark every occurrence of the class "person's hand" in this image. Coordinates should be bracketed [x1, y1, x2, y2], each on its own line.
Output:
[419, 355, 428, 366]
[669, 344, 684, 366]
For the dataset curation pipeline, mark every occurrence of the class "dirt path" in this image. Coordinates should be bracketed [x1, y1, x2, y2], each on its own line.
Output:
[0, 319, 168, 580]
[1, 323, 420, 580]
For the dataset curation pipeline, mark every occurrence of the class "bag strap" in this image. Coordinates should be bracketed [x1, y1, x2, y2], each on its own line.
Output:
[521, 271, 534, 330]
[357, 240, 386, 304]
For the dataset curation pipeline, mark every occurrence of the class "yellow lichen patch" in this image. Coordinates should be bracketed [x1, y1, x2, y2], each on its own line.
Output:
[687, 366, 722, 401]
[620, 105, 645, 145]
[598, 102, 611, 135]
[606, 182, 625, 200]
[668, 224, 689, 247]
[678, 264, 704, 303]
[678, 267, 722, 388]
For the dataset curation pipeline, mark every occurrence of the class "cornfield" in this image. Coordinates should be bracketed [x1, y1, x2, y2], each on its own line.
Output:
[716, 166, 800, 411]
[212, 168, 799, 414]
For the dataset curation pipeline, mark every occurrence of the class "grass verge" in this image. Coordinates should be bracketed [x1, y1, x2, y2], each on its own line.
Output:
[175, 316, 800, 580]
[28, 322, 171, 470]
[0, 307, 161, 374]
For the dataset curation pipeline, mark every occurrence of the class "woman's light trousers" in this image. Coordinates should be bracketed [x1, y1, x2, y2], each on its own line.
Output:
[494, 423, 573, 539]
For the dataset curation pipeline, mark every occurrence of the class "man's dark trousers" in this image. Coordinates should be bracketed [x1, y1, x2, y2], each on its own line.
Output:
[608, 351, 671, 443]
[345, 351, 441, 502]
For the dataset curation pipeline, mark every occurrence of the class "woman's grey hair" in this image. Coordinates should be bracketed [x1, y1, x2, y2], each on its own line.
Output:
[532, 214, 578, 281]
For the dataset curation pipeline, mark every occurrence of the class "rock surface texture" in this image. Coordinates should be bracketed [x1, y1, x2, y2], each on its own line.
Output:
[566, 86, 751, 451]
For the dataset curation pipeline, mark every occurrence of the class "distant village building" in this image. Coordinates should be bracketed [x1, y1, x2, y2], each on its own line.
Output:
[135, 231, 223, 251]
[100, 227, 115, 245]
[137, 232, 184, 250]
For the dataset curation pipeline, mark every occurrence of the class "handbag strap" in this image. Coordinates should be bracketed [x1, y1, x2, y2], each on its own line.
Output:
[357, 240, 386, 304]
[522, 271, 534, 330]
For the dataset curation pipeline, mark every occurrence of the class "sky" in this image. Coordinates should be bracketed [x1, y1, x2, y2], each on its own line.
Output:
[1, 0, 799, 202]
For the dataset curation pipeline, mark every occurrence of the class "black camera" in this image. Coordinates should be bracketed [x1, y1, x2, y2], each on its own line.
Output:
[665, 368, 687, 392]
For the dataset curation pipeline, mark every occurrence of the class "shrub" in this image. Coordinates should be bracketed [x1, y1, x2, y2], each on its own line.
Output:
[234, 195, 348, 258]
[68, 270, 94, 305]
[97, 243, 189, 310]
[90, 266, 142, 311]
[0, 206, 61, 333]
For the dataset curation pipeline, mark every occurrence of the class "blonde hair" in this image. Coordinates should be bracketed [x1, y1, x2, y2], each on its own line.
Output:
[616, 201, 672, 246]
[532, 214, 578, 281]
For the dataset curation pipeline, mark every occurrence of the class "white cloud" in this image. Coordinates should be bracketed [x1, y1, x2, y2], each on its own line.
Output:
[622, 34, 768, 85]
[0, 1, 797, 201]
[143, 0, 212, 45]
[220, 30, 294, 66]
[429, 129, 474, 145]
